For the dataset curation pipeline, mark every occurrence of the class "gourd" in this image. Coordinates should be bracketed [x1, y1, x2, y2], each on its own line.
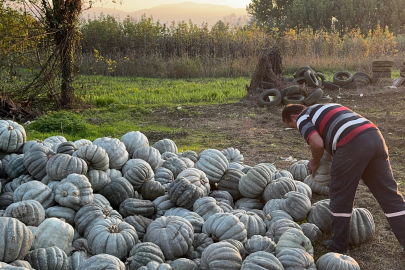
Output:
[170, 258, 197, 270]
[132, 145, 162, 169]
[86, 169, 111, 192]
[119, 198, 155, 218]
[13, 181, 55, 209]
[300, 223, 322, 243]
[232, 210, 266, 239]
[235, 198, 263, 210]
[24, 246, 69, 270]
[350, 208, 375, 246]
[124, 160, 155, 190]
[152, 138, 178, 154]
[162, 157, 187, 178]
[200, 241, 242, 270]
[0, 217, 33, 263]
[244, 235, 276, 255]
[221, 147, 244, 164]
[23, 139, 53, 154]
[153, 195, 176, 218]
[144, 216, 194, 260]
[307, 199, 332, 233]
[164, 207, 205, 233]
[46, 154, 88, 181]
[241, 251, 283, 270]
[295, 180, 312, 199]
[73, 139, 93, 148]
[93, 137, 129, 169]
[54, 173, 94, 210]
[101, 177, 135, 208]
[45, 206, 76, 226]
[275, 228, 314, 257]
[87, 218, 139, 260]
[266, 218, 301, 243]
[263, 210, 293, 229]
[186, 233, 214, 259]
[168, 177, 203, 210]
[0, 120, 26, 153]
[194, 149, 229, 184]
[141, 180, 165, 201]
[23, 145, 55, 179]
[44, 135, 67, 145]
[289, 160, 309, 181]
[4, 200, 45, 226]
[124, 215, 153, 241]
[316, 252, 360, 270]
[276, 248, 316, 270]
[56, 141, 77, 155]
[177, 168, 210, 196]
[121, 131, 149, 157]
[126, 242, 165, 270]
[31, 217, 74, 254]
[75, 253, 126, 270]
[193, 197, 223, 221]
[239, 163, 272, 198]
[279, 191, 311, 222]
[73, 144, 109, 171]
[262, 177, 297, 202]
[304, 175, 329, 196]
[217, 169, 244, 200]
[5, 154, 28, 179]
[202, 212, 247, 243]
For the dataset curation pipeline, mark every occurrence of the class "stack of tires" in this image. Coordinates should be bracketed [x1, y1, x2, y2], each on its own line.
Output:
[352, 72, 371, 87]
[293, 66, 323, 88]
[371, 60, 393, 84]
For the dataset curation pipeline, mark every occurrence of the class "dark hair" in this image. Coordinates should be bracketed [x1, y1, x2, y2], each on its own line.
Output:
[282, 104, 306, 123]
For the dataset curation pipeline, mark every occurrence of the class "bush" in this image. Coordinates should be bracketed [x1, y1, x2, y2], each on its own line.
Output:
[26, 111, 88, 134]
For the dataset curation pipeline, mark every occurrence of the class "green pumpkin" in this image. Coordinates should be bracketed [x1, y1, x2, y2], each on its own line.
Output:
[121, 131, 149, 157]
[101, 177, 135, 208]
[202, 212, 247, 243]
[266, 218, 301, 243]
[200, 241, 242, 270]
[307, 199, 332, 233]
[177, 168, 210, 196]
[304, 175, 329, 195]
[141, 180, 165, 201]
[244, 235, 276, 255]
[124, 215, 153, 241]
[165, 207, 204, 233]
[289, 160, 309, 181]
[263, 177, 297, 202]
[132, 146, 162, 170]
[152, 138, 178, 154]
[239, 163, 272, 199]
[127, 242, 165, 270]
[264, 210, 293, 230]
[194, 149, 229, 184]
[24, 246, 69, 270]
[241, 251, 283, 270]
[23, 145, 55, 180]
[75, 253, 126, 270]
[93, 137, 129, 170]
[193, 197, 223, 221]
[232, 210, 266, 239]
[86, 169, 111, 192]
[5, 154, 28, 179]
[45, 206, 77, 226]
[170, 258, 198, 270]
[217, 169, 244, 200]
[46, 154, 88, 181]
[276, 248, 316, 270]
[153, 195, 176, 218]
[350, 208, 375, 246]
[168, 177, 203, 210]
[295, 180, 312, 199]
[279, 191, 311, 222]
[275, 228, 314, 257]
[13, 181, 54, 209]
[73, 144, 109, 171]
[221, 147, 244, 164]
[119, 198, 155, 218]
[300, 223, 322, 243]
[0, 120, 26, 153]
[316, 252, 360, 270]
[186, 233, 214, 259]
[56, 141, 77, 155]
[4, 200, 45, 226]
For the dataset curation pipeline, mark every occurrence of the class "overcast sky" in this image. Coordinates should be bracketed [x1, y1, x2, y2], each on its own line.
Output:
[90, 0, 251, 11]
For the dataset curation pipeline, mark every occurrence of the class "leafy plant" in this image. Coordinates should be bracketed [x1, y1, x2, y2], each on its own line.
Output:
[26, 111, 88, 134]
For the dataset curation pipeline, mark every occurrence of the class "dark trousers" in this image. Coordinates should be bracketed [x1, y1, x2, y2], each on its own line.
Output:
[329, 128, 405, 253]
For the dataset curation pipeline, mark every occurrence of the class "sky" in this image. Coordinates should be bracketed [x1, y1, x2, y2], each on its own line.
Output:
[90, 0, 252, 11]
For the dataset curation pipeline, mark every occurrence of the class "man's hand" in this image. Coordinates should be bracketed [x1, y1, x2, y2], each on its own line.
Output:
[308, 158, 320, 177]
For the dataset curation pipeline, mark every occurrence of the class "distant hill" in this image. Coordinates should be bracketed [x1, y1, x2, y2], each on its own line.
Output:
[81, 2, 249, 27]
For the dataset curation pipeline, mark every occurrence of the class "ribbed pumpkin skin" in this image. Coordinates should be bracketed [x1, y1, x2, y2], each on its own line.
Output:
[217, 169, 244, 200]
[165, 207, 205, 233]
[87, 218, 139, 260]
[168, 177, 203, 210]
[275, 228, 314, 257]
[93, 137, 129, 169]
[304, 175, 329, 195]
[277, 248, 316, 270]
[69, 251, 91, 270]
[124, 160, 155, 190]
[350, 208, 375, 246]
[0, 217, 33, 263]
[5, 154, 28, 179]
[121, 131, 149, 157]
[232, 210, 266, 239]
[2, 153, 18, 177]
[210, 190, 234, 207]
[153, 138, 178, 154]
[44, 135, 67, 145]
[73, 139, 93, 148]
[313, 172, 331, 187]
[46, 154, 88, 181]
[13, 181, 55, 209]
[138, 261, 172, 270]
[239, 163, 272, 198]
[73, 145, 109, 171]
[316, 252, 360, 270]
[124, 215, 153, 241]
[177, 168, 211, 196]
[54, 174, 94, 211]
[235, 198, 263, 210]
[180, 150, 198, 163]
[74, 203, 122, 237]
[3, 174, 34, 193]
[23, 139, 53, 154]
[144, 216, 194, 260]
[170, 258, 197, 270]
[264, 210, 293, 229]
[106, 168, 122, 179]
[153, 195, 176, 218]
[272, 169, 294, 180]
[141, 180, 165, 200]
[0, 120, 26, 153]
[24, 246, 69, 270]
[45, 206, 76, 226]
[0, 192, 14, 210]
[127, 242, 165, 270]
[194, 149, 229, 184]
[193, 197, 223, 221]
[133, 146, 162, 169]
[307, 199, 332, 233]
[266, 218, 302, 243]
[119, 198, 155, 218]
[263, 198, 282, 215]
[56, 141, 77, 155]
[279, 191, 311, 222]
[263, 177, 297, 202]
[241, 251, 283, 270]
[289, 160, 309, 181]
[244, 235, 276, 255]
[187, 233, 214, 259]
[76, 253, 126, 270]
[295, 180, 313, 199]
[9, 260, 34, 269]
[4, 200, 45, 226]
[154, 167, 174, 187]
[162, 157, 187, 179]
[23, 145, 55, 179]
[200, 242, 242, 270]
[202, 212, 247, 243]
[93, 193, 111, 206]
[300, 223, 322, 243]
[86, 169, 111, 192]
[221, 147, 244, 164]
[228, 162, 245, 170]
[32, 217, 74, 254]
[101, 177, 135, 208]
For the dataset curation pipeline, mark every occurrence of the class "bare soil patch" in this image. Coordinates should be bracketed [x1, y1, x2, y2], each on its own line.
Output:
[146, 83, 405, 269]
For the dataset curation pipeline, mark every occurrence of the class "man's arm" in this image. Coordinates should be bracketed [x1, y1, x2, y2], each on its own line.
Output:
[307, 131, 324, 177]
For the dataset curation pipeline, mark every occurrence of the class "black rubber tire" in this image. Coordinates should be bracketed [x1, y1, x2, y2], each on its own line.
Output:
[333, 71, 353, 86]
[316, 95, 332, 104]
[281, 85, 300, 97]
[315, 72, 326, 82]
[353, 72, 371, 82]
[304, 70, 321, 88]
[304, 88, 323, 106]
[399, 66, 405, 72]
[342, 79, 358, 89]
[322, 80, 340, 90]
[293, 66, 313, 78]
[293, 76, 306, 84]
[353, 75, 370, 85]
[258, 89, 282, 107]
[372, 71, 391, 78]
[372, 60, 394, 67]
[357, 82, 367, 88]
[372, 67, 392, 72]
[282, 95, 305, 105]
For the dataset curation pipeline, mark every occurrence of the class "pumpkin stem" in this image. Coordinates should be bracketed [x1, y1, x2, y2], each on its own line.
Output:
[8, 126, 13, 130]
[212, 235, 219, 242]
[62, 191, 68, 197]
[102, 207, 110, 216]
[109, 224, 119, 233]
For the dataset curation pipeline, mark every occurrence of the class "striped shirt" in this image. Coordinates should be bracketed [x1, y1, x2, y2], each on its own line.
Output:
[297, 104, 377, 155]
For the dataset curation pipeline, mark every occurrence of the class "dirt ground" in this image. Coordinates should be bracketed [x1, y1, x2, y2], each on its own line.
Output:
[145, 82, 405, 269]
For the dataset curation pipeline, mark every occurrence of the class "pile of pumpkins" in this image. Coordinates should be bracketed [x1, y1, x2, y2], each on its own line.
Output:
[0, 119, 376, 270]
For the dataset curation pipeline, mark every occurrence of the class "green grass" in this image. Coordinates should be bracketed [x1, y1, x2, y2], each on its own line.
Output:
[74, 76, 249, 107]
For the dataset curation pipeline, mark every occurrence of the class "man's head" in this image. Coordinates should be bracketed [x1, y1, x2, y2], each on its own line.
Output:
[282, 104, 306, 130]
